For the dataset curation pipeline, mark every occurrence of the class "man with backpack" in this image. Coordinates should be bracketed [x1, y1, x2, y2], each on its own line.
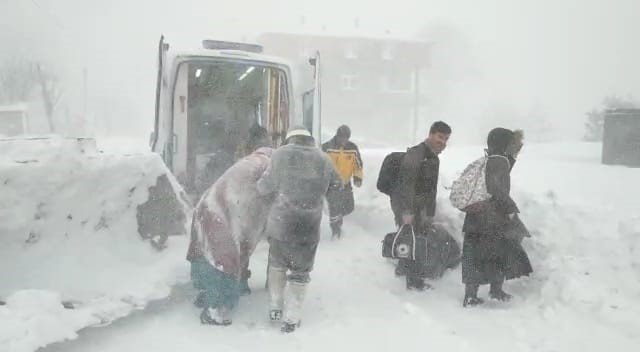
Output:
[322, 125, 363, 239]
[384, 121, 452, 290]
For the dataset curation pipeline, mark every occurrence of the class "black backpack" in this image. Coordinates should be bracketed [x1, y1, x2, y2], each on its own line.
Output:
[376, 151, 405, 195]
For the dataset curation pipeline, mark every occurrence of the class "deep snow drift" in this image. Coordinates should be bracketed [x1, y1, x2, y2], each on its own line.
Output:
[3, 140, 640, 352]
[0, 137, 191, 352]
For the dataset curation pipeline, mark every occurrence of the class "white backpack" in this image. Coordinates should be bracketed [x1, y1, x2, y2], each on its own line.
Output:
[449, 155, 509, 211]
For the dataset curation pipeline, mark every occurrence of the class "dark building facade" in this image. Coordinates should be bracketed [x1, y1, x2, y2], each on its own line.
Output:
[258, 32, 431, 144]
[602, 109, 640, 167]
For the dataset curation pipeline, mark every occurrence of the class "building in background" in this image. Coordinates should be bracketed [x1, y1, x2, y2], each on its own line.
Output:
[602, 108, 640, 167]
[258, 32, 431, 145]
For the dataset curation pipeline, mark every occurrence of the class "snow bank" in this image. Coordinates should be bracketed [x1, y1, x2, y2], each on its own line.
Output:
[0, 137, 191, 352]
[5, 140, 640, 352]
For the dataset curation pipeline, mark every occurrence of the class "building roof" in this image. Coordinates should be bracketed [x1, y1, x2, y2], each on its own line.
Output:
[259, 31, 431, 45]
[605, 108, 640, 117]
[168, 48, 296, 68]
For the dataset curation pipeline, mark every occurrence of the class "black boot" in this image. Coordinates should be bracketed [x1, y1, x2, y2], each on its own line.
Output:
[281, 321, 301, 333]
[489, 281, 512, 302]
[239, 269, 252, 295]
[463, 284, 484, 307]
[406, 276, 430, 291]
[193, 291, 207, 308]
[200, 307, 232, 326]
[330, 219, 342, 239]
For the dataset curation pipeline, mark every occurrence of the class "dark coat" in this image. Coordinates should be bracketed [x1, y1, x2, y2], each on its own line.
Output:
[390, 142, 439, 231]
[257, 143, 342, 244]
[461, 128, 532, 285]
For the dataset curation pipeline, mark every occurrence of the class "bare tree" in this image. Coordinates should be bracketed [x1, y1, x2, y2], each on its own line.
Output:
[35, 64, 62, 132]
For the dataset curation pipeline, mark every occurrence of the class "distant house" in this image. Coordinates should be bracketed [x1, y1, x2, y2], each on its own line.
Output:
[602, 109, 640, 167]
[0, 103, 29, 137]
[258, 32, 431, 144]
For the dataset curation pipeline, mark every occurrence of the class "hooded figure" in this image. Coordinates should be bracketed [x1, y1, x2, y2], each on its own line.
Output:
[257, 126, 341, 333]
[186, 146, 274, 325]
[461, 127, 533, 307]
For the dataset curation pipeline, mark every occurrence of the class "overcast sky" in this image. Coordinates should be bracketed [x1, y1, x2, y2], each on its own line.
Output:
[1, 0, 639, 140]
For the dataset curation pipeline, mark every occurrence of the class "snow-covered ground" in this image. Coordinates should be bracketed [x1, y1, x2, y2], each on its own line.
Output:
[3, 140, 640, 352]
[0, 137, 190, 352]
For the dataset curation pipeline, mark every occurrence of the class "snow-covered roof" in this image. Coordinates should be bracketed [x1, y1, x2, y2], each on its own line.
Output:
[0, 103, 27, 112]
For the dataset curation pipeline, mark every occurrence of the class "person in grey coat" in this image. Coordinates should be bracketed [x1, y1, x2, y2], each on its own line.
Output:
[257, 126, 341, 333]
[461, 128, 533, 307]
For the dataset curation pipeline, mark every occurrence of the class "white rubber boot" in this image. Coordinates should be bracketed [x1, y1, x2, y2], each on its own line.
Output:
[282, 281, 308, 331]
[268, 266, 287, 321]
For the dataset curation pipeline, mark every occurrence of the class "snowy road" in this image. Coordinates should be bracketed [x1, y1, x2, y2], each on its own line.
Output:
[41, 213, 639, 351]
[19, 142, 640, 351]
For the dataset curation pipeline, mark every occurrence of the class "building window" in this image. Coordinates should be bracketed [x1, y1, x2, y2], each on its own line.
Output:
[380, 74, 412, 93]
[344, 45, 358, 59]
[341, 74, 359, 90]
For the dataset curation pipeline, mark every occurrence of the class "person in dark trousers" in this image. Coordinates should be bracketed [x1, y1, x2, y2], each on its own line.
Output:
[322, 125, 363, 239]
[257, 126, 341, 333]
[461, 128, 533, 307]
[391, 121, 452, 290]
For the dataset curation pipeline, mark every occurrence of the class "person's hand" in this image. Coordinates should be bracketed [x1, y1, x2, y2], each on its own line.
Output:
[422, 216, 434, 229]
[353, 177, 362, 188]
[507, 213, 516, 220]
[402, 213, 414, 225]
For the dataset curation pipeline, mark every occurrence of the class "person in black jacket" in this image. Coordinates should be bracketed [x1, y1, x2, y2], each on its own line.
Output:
[461, 128, 533, 307]
[391, 121, 452, 290]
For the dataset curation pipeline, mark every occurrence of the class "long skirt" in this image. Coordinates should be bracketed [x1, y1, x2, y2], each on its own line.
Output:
[462, 232, 533, 285]
[190, 256, 240, 309]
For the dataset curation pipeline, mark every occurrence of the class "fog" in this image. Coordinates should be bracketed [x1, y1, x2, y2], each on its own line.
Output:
[2, 0, 639, 143]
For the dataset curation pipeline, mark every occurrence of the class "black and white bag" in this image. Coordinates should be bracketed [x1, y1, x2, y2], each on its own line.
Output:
[382, 225, 425, 261]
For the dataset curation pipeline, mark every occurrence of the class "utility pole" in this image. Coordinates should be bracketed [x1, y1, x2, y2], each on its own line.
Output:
[83, 67, 88, 117]
[83, 67, 88, 135]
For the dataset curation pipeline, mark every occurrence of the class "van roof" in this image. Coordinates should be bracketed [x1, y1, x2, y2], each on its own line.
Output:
[169, 49, 295, 68]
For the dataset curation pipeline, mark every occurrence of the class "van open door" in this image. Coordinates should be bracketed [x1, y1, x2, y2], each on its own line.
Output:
[151, 35, 171, 164]
[303, 51, 322, 146]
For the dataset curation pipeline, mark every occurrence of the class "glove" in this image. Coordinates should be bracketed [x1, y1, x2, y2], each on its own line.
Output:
[507, 213, 516, 220]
